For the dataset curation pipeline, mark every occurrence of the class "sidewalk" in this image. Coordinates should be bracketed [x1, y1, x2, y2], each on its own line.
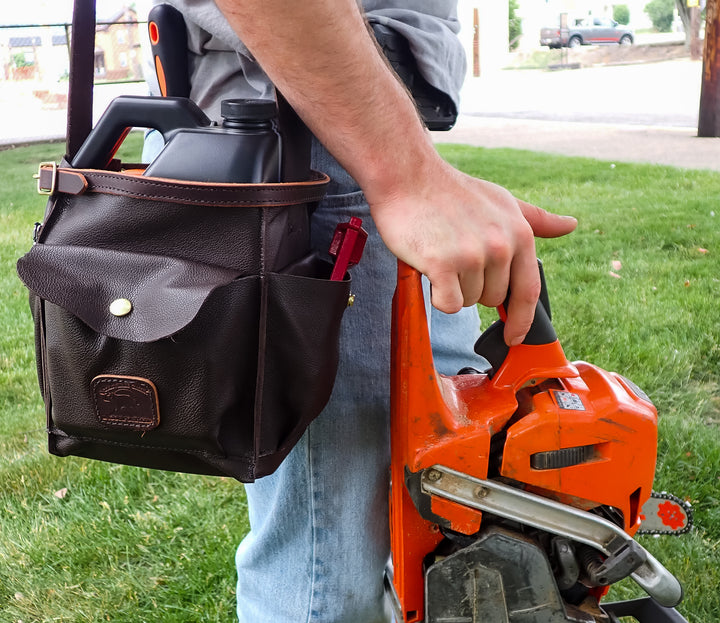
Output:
[433, 57, 720, 172]
[434, 115, 720, 172]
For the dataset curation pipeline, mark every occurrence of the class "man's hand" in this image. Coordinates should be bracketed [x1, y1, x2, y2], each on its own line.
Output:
[369, 159, 577, 346]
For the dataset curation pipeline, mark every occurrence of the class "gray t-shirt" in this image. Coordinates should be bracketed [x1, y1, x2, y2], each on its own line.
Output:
[153, 0, 466, 122]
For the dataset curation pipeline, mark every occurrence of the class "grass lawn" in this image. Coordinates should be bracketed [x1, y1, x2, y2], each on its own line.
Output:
[1, 138, 718, 621]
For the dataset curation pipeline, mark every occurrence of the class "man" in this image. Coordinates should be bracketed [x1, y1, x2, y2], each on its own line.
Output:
[150, 1, 577, 620]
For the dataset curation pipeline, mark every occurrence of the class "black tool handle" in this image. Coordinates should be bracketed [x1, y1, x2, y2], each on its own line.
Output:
[71, 95, 211, 169]
[148, 4, 191, 98]
[473, 260, 557, 373]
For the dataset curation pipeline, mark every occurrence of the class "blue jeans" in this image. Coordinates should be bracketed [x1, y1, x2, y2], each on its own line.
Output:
[234, 140, 484, 622]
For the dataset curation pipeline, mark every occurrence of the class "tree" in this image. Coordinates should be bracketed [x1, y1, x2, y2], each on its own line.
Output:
[12, 52, 33, 68]
[645, 0, 675, 32]
[675, 0, 692, 36]
[613, 4, 631, 25]
[675, 0, 705, 52]
[509, 0, 522, 51]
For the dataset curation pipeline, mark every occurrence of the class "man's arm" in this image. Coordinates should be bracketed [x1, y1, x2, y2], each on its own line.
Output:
[213, 0, 577, 346]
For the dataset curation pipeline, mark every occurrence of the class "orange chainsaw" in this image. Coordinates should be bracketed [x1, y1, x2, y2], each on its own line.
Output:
[386, 260, 691, 623]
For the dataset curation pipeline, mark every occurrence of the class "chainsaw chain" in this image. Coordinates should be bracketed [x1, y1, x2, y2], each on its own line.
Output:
[636, 491, 694, 536]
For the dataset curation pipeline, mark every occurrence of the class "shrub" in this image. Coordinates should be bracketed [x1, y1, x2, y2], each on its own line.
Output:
[644, 0, 675, 32]
[509, 0, 522, 51]
[613, 4, 631, 25]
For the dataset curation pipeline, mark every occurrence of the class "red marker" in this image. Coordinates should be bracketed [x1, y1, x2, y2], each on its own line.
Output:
[328, 217, 367, 281]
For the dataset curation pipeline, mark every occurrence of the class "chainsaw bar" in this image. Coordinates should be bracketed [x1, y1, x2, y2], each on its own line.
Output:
[637, 491, 693, 536]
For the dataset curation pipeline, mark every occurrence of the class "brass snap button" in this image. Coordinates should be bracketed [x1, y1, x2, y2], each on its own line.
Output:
[109, 298, 133, 317]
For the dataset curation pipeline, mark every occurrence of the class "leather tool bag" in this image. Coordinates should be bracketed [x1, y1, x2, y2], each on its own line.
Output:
[15, 0, 352, 482]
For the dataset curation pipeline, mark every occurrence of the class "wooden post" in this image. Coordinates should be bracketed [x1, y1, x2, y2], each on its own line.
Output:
[699, 0, 720, 137]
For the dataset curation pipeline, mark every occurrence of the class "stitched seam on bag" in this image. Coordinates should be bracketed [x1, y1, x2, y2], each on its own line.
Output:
[89, 185, 322, 207]
[82, 172, 327, 206]
[79, 168, 327, 186]
[48, 430, 240, 459]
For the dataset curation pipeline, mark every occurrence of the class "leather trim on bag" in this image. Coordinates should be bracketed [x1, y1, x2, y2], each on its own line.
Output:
[70, 168, 331, 207]
[38, 165, 89, 196]
[92, 375, 160, 431]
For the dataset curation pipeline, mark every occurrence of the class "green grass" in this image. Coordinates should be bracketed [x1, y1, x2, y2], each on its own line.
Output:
[2, 140, 719, 621]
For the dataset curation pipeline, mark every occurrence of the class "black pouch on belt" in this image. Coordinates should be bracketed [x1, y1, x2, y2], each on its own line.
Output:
[372, 22, 458, 131]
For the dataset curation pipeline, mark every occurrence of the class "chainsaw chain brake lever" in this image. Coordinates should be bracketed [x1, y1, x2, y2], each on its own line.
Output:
[473, 259, 557, 376]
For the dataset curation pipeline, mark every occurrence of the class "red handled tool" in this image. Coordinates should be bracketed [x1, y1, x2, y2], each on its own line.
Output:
[329, 217, 367, 281]
[147, 4, 190, 98]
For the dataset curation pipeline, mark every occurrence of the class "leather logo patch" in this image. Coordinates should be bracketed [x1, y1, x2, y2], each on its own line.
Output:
[91, 375, 160, 431]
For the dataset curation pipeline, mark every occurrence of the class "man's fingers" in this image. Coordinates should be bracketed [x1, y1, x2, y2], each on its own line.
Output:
[503, 251, 542, 347]
[473, 261, 510, 309]
[518, 200, 578, 239]
[428, 271, 464, 314]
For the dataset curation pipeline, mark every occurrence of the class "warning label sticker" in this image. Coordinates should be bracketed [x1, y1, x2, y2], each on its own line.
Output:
[553, 391, 586, 411]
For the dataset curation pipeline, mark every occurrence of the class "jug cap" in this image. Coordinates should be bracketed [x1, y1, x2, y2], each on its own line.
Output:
[221, 99, 277, 123]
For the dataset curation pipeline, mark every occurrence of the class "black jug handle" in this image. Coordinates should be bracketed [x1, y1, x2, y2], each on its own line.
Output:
[71, 95, 211, 170]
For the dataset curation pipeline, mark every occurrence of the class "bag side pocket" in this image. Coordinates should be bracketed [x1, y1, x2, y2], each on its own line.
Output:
[254, 259, 350, 477]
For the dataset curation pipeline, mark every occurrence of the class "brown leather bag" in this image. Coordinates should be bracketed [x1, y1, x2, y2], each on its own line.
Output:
[16, 0, 352, 482]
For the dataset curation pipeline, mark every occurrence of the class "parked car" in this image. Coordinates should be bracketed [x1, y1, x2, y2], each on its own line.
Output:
[540, 17, 634, 49]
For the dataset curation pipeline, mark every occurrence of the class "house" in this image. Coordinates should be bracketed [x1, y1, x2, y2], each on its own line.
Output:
[94, 6, 143, 81]
[0, 5, 142, 85]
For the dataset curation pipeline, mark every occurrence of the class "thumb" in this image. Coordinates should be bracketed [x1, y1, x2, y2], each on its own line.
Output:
[518, 200, 578, 239]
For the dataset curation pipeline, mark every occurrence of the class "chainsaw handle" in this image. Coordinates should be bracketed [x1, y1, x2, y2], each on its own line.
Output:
[474, 261, 557, 373]
[497, 259, 555, 345]
[394, 260, 573, 391]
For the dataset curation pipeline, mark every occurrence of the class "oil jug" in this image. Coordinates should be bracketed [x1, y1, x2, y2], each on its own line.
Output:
[71, 95, 282, 184]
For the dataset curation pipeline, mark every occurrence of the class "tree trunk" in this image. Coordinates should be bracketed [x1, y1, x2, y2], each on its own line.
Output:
[691, 6, 702, 60]
[698, 0, 720, 137]
[676, 0, 692, 47]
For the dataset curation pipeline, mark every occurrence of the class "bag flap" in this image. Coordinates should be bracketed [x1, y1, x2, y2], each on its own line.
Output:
[17, 244, 241, 342]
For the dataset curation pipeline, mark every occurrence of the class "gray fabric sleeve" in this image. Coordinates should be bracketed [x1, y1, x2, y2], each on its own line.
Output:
[154, 0, 466, 116]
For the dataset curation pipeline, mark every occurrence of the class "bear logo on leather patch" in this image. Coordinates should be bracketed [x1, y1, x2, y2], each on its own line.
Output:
[91, 375, 160, 431]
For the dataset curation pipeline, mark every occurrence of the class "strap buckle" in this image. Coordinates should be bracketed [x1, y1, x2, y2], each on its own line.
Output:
[33, 162, 58, 195]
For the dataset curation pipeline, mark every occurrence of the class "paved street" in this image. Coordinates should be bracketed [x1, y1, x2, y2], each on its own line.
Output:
[434, 57, 720, 172]
[461, 58, 702, 128]
[0, 81, 148, 148]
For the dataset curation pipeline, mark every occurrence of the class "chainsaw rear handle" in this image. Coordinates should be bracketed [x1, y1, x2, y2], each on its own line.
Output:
[71, 95, 211, 170]
[395, 259, 559, 377]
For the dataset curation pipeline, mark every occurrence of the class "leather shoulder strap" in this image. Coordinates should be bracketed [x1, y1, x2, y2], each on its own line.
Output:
[66, 0, 96, 161]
